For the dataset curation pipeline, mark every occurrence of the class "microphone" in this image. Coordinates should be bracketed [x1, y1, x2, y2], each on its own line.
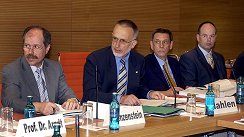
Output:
[229, 60, 237, 80]
[75, 114, 80, 137]
[95, 65, 99, 119]
[162, 68, 177, 108]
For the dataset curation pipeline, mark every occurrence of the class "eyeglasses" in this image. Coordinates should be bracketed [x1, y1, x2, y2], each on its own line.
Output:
[199, 34, 216, 39]
[112, 36, 134, 45]
[153, 40, 171, 46]
[23, 44, 44, 50]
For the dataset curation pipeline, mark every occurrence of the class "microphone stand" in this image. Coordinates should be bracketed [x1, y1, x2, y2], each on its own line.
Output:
[229, 60, 236, 80]
[95, 65, 99, 119]
[75, 114, 80, 137]
[163, 69, 177, 108]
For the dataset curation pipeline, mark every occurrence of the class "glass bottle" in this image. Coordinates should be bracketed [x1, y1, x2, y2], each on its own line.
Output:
[109, 92, 120, 130]
[24, 96, 36, 118]
[236, 76, 244, 104]
[52, 122, 62, 137]
[205, 84, 215, 116]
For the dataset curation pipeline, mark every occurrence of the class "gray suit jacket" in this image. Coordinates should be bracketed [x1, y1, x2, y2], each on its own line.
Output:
[1, 56, 76, 113]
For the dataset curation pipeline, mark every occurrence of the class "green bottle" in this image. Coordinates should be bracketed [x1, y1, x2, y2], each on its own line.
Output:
[52, 122, 62, 137]
[24, 96, 36, 118]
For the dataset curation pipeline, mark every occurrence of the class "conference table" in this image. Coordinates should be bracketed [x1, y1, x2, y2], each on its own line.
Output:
[13, 104, 244, 137]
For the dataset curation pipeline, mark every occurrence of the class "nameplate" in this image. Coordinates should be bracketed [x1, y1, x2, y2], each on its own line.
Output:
[119, 105, 145, 126]
[16, 114, 66, 137]
[89, 101, 145, 127]
[214, 96, 238, 115]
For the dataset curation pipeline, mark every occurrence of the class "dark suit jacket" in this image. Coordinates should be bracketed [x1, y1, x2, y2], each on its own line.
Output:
[232, 51, 244, 79]
[179, 47, 227, 87]
[143, 54, 184, 91]
[83, 46, 149, 104]
[1, 56, 76, 113]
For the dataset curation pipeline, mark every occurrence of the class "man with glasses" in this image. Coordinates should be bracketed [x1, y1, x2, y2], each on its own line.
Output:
[143, 28, 184, 96]
[83, 19, 164, 105]
[179, 21, 227, 87]
[2, 25, 80, 115]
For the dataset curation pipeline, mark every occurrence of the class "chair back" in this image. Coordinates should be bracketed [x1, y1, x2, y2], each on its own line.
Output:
[0, 83, 2, 107]
[58, 52, 90, 100]
[168, 54, 180, 61]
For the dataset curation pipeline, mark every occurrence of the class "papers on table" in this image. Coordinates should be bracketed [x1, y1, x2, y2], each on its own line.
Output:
[179, 87, 207, 98]
[205, 79, 236, 97]
[140, 97, 187, 107]
[55, 104, 82, 116]
[234, 118, 244, 125]
[179, 79, 236, 99]
[140, 99, 167, 106]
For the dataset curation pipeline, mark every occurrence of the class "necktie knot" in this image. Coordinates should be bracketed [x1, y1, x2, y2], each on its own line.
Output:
[35, 67, 49, 102]
[207, 53, 215, 69]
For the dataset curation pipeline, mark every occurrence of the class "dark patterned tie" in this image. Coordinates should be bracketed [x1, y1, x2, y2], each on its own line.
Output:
[36, 68, 49, 102]
[163, 62, 177, 88]
[117, 59, 127, 95]
[207, 53, 215, 69]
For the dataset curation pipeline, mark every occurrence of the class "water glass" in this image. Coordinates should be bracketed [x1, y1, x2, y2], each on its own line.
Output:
[1, 107, 13, 136]
[186, 93, 196, 114]
[81, 102, 93, 126]
[212, 84, 220, 98]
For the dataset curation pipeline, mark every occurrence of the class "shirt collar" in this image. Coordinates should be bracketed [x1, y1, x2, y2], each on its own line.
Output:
[198, 44, 212, 57]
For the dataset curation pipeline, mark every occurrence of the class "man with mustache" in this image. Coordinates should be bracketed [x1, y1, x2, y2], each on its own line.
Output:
[143, 28, 184, 96]
[179, 21, 227, 87]
[2, 25, 80, 115]
[83, 20, 165, 105]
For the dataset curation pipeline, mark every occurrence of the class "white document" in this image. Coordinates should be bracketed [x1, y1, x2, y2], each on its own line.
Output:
[205, 79, 236, 97]
[140, 99, 167, 106]
[179, 87, 207, 98]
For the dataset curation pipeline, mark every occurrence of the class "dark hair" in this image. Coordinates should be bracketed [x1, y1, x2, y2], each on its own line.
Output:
[197, 21, 217, 34]
[22, 25, 51, 47]
[151, 28, 173, 41]
[116, 19, 139, 39]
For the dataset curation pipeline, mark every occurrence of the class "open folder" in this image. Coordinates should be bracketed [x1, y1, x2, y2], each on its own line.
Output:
[142, 106, 184, 118]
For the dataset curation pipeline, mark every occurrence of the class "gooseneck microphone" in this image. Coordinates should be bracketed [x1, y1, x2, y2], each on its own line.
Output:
[229, 60, 236, 80]
[95, 65, 99, 119]
[162, 69, 177, 108]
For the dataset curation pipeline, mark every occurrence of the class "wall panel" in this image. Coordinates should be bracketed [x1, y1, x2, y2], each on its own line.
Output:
[0, 0, 244, 81]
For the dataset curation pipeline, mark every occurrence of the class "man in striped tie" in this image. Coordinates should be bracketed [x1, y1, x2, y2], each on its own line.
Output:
[2, 26, 80, 115]
[83, 20, 165, 105]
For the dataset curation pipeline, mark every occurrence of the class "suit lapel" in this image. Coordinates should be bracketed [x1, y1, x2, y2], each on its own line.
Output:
[151, 55, 169, 88]
[42, 60, 55, 102]
[21, 57, 40, 100]
[108, 48, 117, 91]
[212, 52, 223, 78]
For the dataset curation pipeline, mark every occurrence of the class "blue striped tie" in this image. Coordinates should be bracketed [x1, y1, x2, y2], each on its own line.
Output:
[117, 59, 127, 95]
[36, 68, 49, 102]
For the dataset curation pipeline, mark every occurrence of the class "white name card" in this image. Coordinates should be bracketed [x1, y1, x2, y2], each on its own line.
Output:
[89, 101, 145, 127]
[119, 105, 145, 126]
[214, 96, 238, 114]
[16, 114, 66, 137]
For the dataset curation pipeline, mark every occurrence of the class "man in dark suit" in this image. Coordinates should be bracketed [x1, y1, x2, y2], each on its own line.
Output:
[143, 28, 184, 96]
[2, 26, 80, 115]
[232, 51, 244, 79]
[83, 20, 164, 105]
[179, 21, 227, 87]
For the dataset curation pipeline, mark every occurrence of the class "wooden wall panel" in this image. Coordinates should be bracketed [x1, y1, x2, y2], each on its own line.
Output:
[0, 0, 244, 81]
[72, 0, 180, 31]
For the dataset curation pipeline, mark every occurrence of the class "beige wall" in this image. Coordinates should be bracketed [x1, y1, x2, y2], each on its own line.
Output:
[0, 0, 243, 80]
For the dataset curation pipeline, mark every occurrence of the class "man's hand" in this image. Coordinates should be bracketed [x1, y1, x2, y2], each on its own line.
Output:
[61, 98, 80, 110]
[149, 91, 165, 100]
[33, 102, 59, 115]
[163, 87, 184, 96]
[120, 95, 141, 106]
